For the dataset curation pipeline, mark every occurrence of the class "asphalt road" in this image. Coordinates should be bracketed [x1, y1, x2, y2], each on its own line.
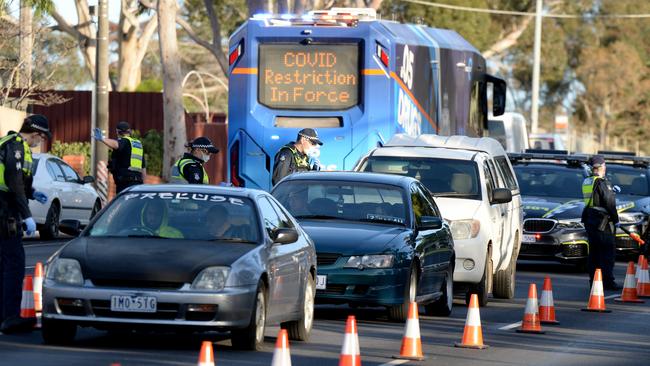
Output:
[1, 238, 648, 366]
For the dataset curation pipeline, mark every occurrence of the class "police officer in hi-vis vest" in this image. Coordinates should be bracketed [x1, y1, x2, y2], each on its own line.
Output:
[0, 115, 51, 333]
[93, 121, 146, 194]
[272, 128, 323, 186]
[581, 155, 621, 290]
[170, 137, 219, 184]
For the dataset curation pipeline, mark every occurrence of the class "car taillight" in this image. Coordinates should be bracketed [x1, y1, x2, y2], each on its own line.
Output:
[229, 41, 243, 66]
[377, 44, 389, 67]
[230, 141, 244, 187]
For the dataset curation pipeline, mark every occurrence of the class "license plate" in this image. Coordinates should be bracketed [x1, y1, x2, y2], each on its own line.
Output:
[522, 234, 536, 243]
[316, 275, 327, 290]
[110, 295, 157, 313]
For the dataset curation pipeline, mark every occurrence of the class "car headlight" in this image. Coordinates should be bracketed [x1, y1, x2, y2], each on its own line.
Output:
[191, 267, 230, 291]
[46, 258, 84, 286]
[619, 212, 645, 224]
[344, 255, 394, 269]
[449, 219, 481, 240]
[556, 220, 584, 230]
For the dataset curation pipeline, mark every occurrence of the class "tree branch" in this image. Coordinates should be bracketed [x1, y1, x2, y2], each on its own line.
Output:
[49, 8, 89, 41]
[482, 15, 532, 59]
[135, 15, 158, 66]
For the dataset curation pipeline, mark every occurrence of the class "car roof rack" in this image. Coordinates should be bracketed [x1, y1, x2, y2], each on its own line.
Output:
[596, 151, 650, 167]
[508, 151, 589, 166]
[524, 149, 569, 155]
[597, 150, 636, 156]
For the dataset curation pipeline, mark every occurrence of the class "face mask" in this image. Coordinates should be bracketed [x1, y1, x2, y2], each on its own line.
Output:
[202, 154, 211, 163]
[306, 146, 320, 158]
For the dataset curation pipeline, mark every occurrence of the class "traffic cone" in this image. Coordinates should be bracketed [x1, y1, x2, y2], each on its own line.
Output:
[636, 255, 645, 281]
[454, 294, 488, 349]
[581, 268, 611, 312]
[517, 283, 545, 334]
[539, 277, 559, 324]
[637, 257, 650, 297]
[615, 262, 644, 303]
[339, 315, 361, 366]
[393, 302, 425, 361]
[20, 275, 36, 320]
[197, 341, 215, 366]
[271, 329, 292, 366]
[33, 262, 44, 312]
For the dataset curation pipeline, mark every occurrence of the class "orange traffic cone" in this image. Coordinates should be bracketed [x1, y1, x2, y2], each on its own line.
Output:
[517, 283, 545, 334]
[539, 277, 559, 324]
[582, 268, 611, 312]
[339, 315, 361, 366]
[20, 275, 36, 321]
[454, 294, 488, 349]
[33, 262, 44, 312]
[637, 257, 650, 297]
[636, 255, 645, 281]
[615, 262, 644, 303]
[393, 302, 425, 361]
[197, 341, 215, 366]
[271, 329, 292, 366]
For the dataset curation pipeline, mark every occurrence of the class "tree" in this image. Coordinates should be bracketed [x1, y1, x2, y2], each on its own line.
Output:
[157, 0, 186, 180]
[50, 0, 97, 81]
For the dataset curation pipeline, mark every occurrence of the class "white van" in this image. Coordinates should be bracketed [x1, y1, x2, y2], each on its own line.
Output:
[487, 112, 529, 153]
[355, 134, 522, 306]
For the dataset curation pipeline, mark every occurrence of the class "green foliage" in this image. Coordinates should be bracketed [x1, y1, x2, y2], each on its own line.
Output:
[131, 129, 164, 177]
[136, 78, 164, 92]
[49, 141, 91, 176]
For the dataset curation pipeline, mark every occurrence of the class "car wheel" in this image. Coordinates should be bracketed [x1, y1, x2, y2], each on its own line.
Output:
[282, 274, 315, 341]
[466, 250, 492, 307]
[231, 281, 267, 351]
[42, 318, 77, 345]
[425, 263, 454, 317]
[493, 248, 516, 299]
[388, 265, 417, 322]
[90, 200, 101, 219]
[39, 203, 60, 240]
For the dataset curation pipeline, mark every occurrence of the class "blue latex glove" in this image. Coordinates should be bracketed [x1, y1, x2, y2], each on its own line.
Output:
[615, 222, 621, 228]
[33, 191, 48, 204]
[23, 217, 36, 236]
[92, 128, 104, 141]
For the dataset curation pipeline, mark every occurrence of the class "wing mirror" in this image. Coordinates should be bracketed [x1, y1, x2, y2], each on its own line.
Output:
[82, 176, 95, 184]
[491, 188, 512, 204]
[419, 216, 443, 230]
[272, 228, 298, 245]
[59, 219, 82, 237]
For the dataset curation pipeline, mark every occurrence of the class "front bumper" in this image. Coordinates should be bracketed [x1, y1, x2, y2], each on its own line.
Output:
[615, 224, 644, 254]
[315, 266, 409, 307]
[42, 280, 257, 329]
[519, 230, 588, 263]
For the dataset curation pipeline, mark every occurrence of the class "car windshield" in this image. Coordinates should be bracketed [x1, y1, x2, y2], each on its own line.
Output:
[362, 157, 481, 200]
[606, 165, 649, 196]
[273, 181, 408, 226]
[514, 165, 584, 199]
[87, 192, 260, 242]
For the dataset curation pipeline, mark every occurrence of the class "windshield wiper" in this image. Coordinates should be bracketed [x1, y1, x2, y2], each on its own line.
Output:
[209, 238, 258, 244]
[126, 234, 170, 239]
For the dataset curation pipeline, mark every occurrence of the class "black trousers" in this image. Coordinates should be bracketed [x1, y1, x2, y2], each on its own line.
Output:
[585, 224, 616, 286]
[0, 234, 25, 323]
[115, 175, 143, 194]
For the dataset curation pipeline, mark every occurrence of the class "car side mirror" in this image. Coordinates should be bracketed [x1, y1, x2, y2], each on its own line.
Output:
[491, 188, 512, 204]
[83, 176, 95, 184]
[419, 216, 443, 230]
[272, 228, 298, 245]
[59, 219, 82, 237]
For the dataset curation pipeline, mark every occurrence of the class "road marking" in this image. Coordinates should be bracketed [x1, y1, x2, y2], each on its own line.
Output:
[24, 242, 65, 248]
[378, 360, 409, 366]
[25, 266, 35, 270]
[604, 294, 619, 300]
[499, 321, 522, 330]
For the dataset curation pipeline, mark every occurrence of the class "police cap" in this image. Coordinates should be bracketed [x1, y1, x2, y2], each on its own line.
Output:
[589, 155, 605, 168]
[21, 114, 52, 139]
[297, 128, 323, 146]
[189, 136, 219, 153]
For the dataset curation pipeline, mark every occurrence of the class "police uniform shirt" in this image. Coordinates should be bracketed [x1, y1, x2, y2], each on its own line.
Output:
[272, 142, 310, 186]
[111, 137, 146, 177]
[178, 152, 206, 184]
[0, 134, 34, 219]
[590, 177, 619, 224]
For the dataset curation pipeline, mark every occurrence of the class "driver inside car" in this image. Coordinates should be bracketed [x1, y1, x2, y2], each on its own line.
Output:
[140, 200, 184, 239]
[207, 204, 251, 241]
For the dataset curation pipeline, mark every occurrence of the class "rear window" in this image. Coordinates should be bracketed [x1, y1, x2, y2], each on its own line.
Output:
[606, 165, 649, 196]
[494, 156, 518, 191]
[362, 156, 481, 200]
[514, 165, 585, 199]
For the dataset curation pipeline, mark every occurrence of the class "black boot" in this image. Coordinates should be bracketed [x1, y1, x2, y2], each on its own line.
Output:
[0, 316, 35, 334]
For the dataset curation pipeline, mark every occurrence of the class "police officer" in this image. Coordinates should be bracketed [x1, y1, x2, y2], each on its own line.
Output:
[93, 121, 146, 194]
[581, 155, 621, 290]
[272, 128, 323, 186]
[0, 115, 51, 333]
[170, 137, 219, 184]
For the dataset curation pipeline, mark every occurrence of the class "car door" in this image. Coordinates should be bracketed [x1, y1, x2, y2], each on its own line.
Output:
[494, 155, 522, 264]
[410, 183, 443, 298]
[45, 158, 68, 212]
[257, 196, 298, 322]
[56, 160, 94, 221]
[481, 157, 503, 275]
[485, 158, 508, 269]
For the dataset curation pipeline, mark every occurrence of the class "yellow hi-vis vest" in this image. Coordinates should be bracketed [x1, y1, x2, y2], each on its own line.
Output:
[122, 136, 143, 172]
[0, 133, 32, 192]
[280, 145, 310, 170]
[170, 158, 209, 184]
[582, 176, 601, 207]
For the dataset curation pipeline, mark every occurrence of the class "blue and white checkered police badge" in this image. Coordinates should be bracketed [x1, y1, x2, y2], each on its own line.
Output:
[194, 173, 200, 181]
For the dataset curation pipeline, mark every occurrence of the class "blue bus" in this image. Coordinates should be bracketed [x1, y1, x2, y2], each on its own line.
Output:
[227, 8, 506, 190]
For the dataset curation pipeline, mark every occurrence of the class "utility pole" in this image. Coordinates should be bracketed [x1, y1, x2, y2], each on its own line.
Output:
[94, 0, 109, 202]
[530, 0, 543, 134]
[18, 0, 32, 89]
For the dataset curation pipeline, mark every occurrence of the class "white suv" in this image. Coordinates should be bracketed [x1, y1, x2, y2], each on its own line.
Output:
[355, 134, 522, 306]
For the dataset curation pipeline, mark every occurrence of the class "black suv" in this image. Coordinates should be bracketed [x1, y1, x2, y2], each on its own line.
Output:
[509, 150, 591, 268]
[599, 151, 650, 257]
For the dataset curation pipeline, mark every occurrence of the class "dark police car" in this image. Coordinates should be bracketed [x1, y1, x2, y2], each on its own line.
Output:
[509, 151, 592, 268]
